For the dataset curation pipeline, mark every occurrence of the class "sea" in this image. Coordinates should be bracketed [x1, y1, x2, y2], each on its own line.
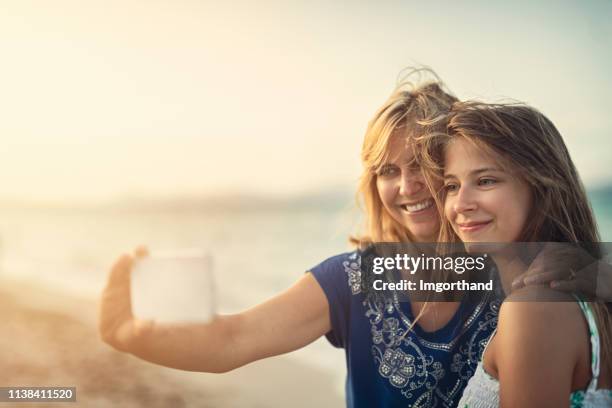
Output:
[0, 197, 357, 390]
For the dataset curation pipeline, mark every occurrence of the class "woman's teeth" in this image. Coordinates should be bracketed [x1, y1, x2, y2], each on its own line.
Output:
[402, 199, 433, 214]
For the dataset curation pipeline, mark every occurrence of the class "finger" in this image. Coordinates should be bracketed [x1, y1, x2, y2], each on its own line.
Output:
[527, 256, 568, 280]
[524, 270, 564, 286]
[99, 254, 133, 322]
[134, 246, 150, 259]
[512, 273, 528, 290]
[105, 254, 134, 288]
[549, 280, 578, 292]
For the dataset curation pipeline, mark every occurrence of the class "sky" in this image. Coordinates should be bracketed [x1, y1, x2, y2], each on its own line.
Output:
[1, 0, 611, 204]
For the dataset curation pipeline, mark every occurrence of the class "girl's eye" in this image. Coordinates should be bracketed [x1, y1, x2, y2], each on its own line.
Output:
[479, 178, 497, 186]
[444, 183, 458, 193]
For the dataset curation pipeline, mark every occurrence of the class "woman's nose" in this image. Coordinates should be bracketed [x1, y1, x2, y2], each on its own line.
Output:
[399, 171, 424, 197]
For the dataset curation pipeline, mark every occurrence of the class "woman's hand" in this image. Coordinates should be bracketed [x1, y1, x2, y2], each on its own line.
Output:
[98, 248, 331, 372]
[98, 247, 154, 352]
[512, 243, 612, 301]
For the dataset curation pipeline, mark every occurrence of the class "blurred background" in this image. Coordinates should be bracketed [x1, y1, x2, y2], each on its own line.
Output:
[1, 0, 611, 406]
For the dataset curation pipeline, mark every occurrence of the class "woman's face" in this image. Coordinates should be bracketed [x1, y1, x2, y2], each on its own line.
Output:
[443, 138, 532, 243]
[376, 136, 441, 242]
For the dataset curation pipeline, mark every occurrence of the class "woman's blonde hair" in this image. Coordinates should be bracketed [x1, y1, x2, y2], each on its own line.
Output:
[352, 68, 457, 246]
[419, 100, 612, 378]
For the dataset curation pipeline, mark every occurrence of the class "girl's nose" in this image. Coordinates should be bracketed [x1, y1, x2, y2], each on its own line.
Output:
[453, 186, 477, 213]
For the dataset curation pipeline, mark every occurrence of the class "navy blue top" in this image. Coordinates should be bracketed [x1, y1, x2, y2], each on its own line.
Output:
[309, 251, 499, 408]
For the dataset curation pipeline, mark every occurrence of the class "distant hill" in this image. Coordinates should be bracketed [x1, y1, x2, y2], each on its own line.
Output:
[589, 184, 612, 203]
[104, 188, 356, 213]
[0, 187, 357, 213]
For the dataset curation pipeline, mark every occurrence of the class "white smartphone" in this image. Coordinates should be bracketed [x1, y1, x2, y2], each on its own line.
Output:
[131, 249, 215, 323]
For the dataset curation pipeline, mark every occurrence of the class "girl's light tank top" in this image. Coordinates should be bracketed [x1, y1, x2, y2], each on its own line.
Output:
[458, 299, 612, 407]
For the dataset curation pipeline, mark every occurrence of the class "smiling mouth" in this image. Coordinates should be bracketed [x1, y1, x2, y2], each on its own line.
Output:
[401, 198, 434, 214]
[456, 221, 492, 232]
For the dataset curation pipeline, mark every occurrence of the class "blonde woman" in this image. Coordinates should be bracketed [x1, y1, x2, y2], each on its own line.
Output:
[99, 72, 502, 407]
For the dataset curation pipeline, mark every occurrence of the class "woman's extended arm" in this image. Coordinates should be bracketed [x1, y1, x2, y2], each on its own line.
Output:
[98, 250, 331, 373]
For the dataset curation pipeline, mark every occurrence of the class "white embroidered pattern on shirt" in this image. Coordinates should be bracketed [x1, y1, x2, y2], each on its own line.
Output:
[345, 251, 500, 407]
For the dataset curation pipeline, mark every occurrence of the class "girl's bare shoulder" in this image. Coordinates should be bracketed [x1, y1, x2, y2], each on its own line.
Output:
[498, 285, 588, 354]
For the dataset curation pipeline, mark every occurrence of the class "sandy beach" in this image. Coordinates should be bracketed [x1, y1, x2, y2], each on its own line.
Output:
[0, 278, 344, 408]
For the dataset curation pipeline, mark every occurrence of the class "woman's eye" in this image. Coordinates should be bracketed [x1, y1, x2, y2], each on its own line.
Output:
[478, 178, 497, 186]
[377, 166, 398, 177]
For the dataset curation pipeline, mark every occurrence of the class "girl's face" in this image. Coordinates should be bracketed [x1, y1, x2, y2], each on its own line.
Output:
[443, 138, 532, 243]
[376, 136, 441, 242]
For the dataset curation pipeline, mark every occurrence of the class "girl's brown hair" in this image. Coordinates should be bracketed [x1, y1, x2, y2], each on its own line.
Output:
[419, 100, 612, 380]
